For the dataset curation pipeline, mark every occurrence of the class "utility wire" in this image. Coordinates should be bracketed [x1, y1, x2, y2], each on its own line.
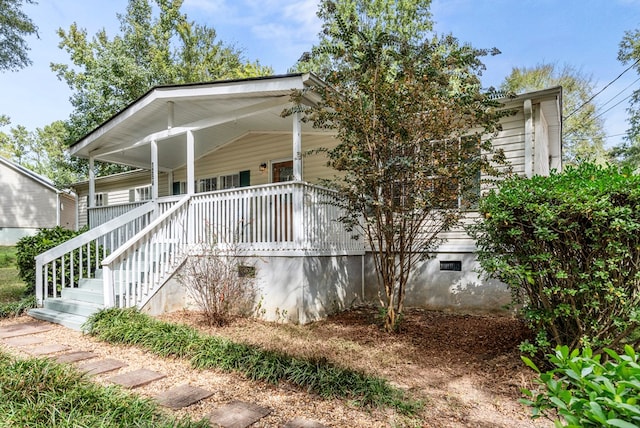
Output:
[564, 58, 640, 120]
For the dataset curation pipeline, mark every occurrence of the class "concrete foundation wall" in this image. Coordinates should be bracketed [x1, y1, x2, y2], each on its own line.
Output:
[142, 254, 364, 324]
[0, 227, 38, 246]
[363, 252, 510, 314]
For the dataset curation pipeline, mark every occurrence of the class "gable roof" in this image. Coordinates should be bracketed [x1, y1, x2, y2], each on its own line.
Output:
[68, 73, 327, 171]
[0, 156, 59, 193]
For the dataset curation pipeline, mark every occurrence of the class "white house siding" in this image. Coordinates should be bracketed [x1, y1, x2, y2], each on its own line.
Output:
[171, 132, 338, 186]
[0, 161, 62, 244]
[75, 170, 170, 228]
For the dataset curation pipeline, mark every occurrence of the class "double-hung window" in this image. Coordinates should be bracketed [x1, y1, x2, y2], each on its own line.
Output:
[129, 185, 151, 202]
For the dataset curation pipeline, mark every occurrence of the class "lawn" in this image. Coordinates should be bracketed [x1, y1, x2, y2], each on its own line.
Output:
[0, 246, 26, 303]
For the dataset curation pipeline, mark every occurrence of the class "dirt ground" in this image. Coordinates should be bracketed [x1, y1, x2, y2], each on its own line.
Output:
[161, 306, 552, 427]
[1, 307, 553, 427]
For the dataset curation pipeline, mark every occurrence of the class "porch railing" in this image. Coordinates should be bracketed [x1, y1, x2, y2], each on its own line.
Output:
[89, 201, 148, 228]
[35, 202, 156, 305]
[101, 195, 190, 309]
[36, 181, 364, 311]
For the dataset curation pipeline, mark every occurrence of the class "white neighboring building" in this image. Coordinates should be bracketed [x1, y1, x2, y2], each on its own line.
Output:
[0, 156, 76, 245]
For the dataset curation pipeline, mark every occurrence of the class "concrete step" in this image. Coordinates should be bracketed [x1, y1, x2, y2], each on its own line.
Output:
[44, 298, 103, 318]
[78, 277, 103, 292]
[27, 308, 88, 332]
[61, 287, 104, 305]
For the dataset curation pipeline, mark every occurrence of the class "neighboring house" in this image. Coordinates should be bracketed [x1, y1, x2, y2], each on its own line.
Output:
[0, 156, 76, 245]
[30, 73, 561, 330]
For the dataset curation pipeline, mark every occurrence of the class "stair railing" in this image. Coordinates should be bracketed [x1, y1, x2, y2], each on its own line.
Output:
[101, 195, 191, 309]
[35, 202, 156, 306]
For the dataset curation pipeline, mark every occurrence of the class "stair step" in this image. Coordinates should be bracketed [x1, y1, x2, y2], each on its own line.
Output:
[44, 298, 103, 318]
[27, 308, 88, 332]
[78, 278, 103, 292]
[61, 287, 104, 305]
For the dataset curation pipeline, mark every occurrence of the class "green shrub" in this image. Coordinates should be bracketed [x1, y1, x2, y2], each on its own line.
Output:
[86, 308, 421, 414]
[0, 295, 36, 318]
[16, 226, 94, 295]
[469, 163, 640, 357]
[521, 345, 640, 427]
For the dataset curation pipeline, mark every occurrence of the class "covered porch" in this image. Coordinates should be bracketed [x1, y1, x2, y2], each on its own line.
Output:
[31, 74, 365, 328]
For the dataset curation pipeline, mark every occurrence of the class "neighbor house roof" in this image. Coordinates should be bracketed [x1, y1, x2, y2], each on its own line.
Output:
[0, 156, 59, 193]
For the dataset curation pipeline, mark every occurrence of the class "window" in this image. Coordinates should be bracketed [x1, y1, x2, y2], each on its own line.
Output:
[87, 193, 107, 207]
[172, 181, 186, 195]
[129, 186, 151, 202]
[426, 135, 481, 210]
[221, 174, 239, 189]
[198, 177, 217, 193]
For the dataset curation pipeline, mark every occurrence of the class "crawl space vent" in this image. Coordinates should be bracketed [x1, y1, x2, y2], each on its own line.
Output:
[439, 260, 462, 271]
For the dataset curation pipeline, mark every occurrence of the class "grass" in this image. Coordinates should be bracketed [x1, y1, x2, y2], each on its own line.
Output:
[86, 308, 422, 414]
[0, 246, 26, 303]
[0, 350, 209, 428]
[0, 246, 34, 317]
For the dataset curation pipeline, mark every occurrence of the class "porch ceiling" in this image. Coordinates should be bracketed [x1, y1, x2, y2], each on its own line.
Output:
[69, 74, 325, 171]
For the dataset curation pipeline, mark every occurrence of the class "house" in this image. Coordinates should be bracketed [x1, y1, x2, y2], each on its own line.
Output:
[0, 156, 76, 245]
[29, 73, 561, 330]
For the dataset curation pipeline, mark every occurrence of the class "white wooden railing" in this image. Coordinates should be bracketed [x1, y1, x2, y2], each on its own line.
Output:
[36, 182, 364, 310]
[101, 195, 190, 309]
[34, 202, 156, 305]
[89, 201, 148, 228]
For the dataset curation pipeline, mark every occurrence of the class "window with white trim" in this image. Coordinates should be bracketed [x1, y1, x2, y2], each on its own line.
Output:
[198, 177, 217, 193]
[129, 185, 151, 202]
[87, 193, 108, 207]
[220, 173, 240, 189]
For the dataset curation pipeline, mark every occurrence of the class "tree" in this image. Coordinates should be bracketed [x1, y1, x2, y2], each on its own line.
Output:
[52, 0, 272, 149]
[614, 29, 640, 169]
[292, 0, 433, 77]
[291, 0, 509, 332]
[501, 63, 607, 165]
[0, 0, 38, 71]
[0, 118, 78, 187]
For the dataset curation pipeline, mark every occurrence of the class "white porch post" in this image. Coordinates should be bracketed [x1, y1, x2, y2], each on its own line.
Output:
[186, 130, 195, 244]
[293, 111, 302, 181]
[524, 99, 534, 178]
[292, 112, 304, 248]
[186, 130, 195, 194]
[151, 139, 159, 200]
[88, 156, 95, 208]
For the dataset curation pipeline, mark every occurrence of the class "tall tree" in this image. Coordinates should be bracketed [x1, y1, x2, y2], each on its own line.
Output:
[52, 0, 272, 149]
[0, 119, 77, 187]
[501, 63, 607, 165]
[0, 0, 38, 71]
[291, 0, 508, 332]
[614, 29, 640, 169]
[292, 0, 433, 77]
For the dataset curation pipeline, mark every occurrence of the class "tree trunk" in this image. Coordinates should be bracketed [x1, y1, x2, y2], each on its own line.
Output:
[384, 305, 396, 333]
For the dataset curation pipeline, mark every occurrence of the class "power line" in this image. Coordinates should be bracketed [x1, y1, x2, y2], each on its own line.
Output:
[564, 58, 640, 120]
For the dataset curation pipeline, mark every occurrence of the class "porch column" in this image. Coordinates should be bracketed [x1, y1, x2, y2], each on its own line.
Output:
[186, 130, 195, 194]
[88, 156, 95, 208]
[293, 111, 302, 181]
[186, 130, 195, 245]
[524, 99, 534, 178]
[151, 139, 159, 201]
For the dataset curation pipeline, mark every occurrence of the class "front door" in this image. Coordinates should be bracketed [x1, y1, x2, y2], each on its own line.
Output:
[272, 160, 293, 183]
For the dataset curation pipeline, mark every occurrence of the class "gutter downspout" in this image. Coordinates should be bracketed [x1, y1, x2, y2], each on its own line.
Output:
[524, 99, 534, 178]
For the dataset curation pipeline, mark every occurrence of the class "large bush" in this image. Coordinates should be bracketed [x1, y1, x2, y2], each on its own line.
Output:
[469, 163, 640, 356]
[16, 226, 84, 295]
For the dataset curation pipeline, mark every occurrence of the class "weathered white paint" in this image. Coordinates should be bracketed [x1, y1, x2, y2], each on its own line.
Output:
[89, 156, 95, 208]
[293, 111, 302, 181]
[151, 139, 159, 201]
[523, 99, 534, 178]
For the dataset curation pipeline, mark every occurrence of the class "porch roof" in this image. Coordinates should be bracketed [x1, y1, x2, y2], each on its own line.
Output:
[68, 73, 327, 171]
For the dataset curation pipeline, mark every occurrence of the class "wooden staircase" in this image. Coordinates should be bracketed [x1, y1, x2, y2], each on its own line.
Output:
[28, 270, 104, 331]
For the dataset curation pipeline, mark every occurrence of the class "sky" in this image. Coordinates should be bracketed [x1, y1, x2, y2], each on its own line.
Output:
[1, 0, 639, 149]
